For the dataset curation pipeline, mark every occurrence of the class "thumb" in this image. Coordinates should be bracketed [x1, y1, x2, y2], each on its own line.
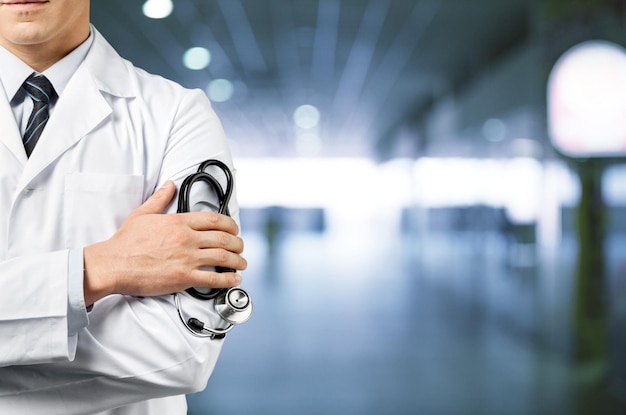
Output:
[130, 181, 176, 217]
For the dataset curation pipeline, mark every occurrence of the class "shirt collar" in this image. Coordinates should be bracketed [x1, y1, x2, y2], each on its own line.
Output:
[0, 46, 34, 103]
[0, 29, 94, 102]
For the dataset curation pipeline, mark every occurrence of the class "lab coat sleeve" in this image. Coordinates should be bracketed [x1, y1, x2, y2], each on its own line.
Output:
[67, 249, 89, 348]
[0, 90, 241, 413]
[0, 250, 74, 366]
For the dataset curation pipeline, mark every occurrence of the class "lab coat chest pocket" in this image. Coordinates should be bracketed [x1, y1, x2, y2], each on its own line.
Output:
[64, 173, 144, 247]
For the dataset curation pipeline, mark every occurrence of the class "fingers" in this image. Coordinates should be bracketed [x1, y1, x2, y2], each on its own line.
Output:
[129, 181, 177, 217]
[195, 230, 245, 255]
[191, 270, 243, 289]
[184, 211, 240, 235]
[128, 181, 239, 235]
[199, 246, 248, 271]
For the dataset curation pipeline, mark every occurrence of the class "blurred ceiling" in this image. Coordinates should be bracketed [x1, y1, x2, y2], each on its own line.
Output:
[90, 0, 533, 158]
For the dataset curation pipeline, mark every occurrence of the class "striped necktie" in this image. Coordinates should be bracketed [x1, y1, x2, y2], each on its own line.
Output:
[22, 73, 56, 157]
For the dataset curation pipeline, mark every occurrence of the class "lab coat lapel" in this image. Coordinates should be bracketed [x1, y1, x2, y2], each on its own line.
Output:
[0, 77, 28, 165]
[19, 67, 112, 188]
[19, 27, 134, 189]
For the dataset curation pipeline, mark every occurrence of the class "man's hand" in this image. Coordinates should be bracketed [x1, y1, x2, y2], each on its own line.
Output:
[83, 181, 247, 306]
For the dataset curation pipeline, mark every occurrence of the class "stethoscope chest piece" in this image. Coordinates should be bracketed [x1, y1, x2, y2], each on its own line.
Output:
[214, 287, 253, 324]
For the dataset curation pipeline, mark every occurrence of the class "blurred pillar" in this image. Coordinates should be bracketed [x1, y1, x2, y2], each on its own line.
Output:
[573, 160, 607, 365]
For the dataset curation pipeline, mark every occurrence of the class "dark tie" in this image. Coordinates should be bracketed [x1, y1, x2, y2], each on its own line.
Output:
[22, 73, 56, 157]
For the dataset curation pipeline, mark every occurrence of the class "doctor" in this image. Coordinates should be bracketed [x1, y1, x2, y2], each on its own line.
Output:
[0, 0, 247, 414]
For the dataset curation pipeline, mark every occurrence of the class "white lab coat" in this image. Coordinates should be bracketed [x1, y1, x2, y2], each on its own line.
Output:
[0, 27, 239, 414]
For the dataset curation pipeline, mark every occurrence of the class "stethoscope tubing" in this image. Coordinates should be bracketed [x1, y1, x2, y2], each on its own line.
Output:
[173, 159, 252, 338]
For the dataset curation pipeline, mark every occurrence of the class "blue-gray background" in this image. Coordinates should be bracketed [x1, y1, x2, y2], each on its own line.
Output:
[91, 1, 626, 414]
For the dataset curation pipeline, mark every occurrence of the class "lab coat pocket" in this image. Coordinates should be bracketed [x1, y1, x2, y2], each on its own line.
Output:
[64, 173, 144, 246]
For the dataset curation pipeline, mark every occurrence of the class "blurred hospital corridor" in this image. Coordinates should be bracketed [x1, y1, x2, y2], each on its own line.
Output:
[186, 158, 626, 415]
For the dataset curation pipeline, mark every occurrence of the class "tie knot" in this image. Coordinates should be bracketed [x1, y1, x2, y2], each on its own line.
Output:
[23, 73, 56, 104]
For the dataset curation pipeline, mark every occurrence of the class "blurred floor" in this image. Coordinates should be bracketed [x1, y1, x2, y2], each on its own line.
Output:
[187, 228, 626, 415]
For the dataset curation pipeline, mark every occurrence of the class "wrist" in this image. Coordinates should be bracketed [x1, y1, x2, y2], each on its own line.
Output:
[83, 242, 116, 305]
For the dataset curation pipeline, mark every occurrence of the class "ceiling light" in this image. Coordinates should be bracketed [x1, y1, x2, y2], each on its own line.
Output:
[293, 105, 320, 129]
[207, 79, 234, 103]
[482, 118, 506, 142]
[183, 47, 211, 70]
[142, 0, 173, 19]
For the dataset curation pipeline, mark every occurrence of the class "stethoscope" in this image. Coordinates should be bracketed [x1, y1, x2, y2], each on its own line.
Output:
[173, 159, 253, 339]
